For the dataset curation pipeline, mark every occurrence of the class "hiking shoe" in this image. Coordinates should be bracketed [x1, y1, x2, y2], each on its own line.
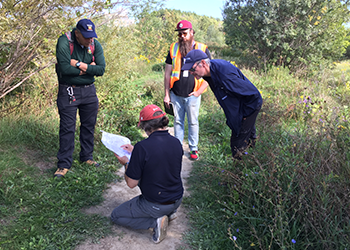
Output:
[190, 151, 199, 160]
[83, 159, 100, 167]
[54, 168, 69, 178]
[152, 215, 168, 244]
[168, 212, 177, 222]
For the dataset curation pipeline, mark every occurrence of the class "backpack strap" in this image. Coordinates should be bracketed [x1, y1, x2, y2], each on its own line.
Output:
[65, 31, 74, 55]
[90, 40, 95, 62]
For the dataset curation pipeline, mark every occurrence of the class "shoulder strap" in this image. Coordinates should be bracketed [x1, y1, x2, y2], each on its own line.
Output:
[90, 39, 95, 62]
[65, 31, 74, 55]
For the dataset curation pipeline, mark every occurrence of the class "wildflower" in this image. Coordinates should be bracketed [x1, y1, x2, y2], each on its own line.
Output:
[251, 243, 256, 246]
[244, 152, 248, 155]
[234, 212, 238, 216]
[254, 172, 259, 174]
[221, 170, 225, 173]
[236, 228, 239, 232]
[292, 239, 296, 244]
[319, 119, 323, 122]
[232, 236, 237, 241]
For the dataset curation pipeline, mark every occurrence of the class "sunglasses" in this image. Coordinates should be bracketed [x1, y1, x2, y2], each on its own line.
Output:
[178, 31, 189, 37]
[189, 62, 200, 72]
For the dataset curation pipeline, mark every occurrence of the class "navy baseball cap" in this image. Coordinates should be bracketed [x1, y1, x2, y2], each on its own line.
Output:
[182, 50, 209, 71]
[76, 19, 98, 38]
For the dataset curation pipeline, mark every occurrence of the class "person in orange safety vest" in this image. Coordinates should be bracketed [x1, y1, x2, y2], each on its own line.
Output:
[163, 20, 211, 161]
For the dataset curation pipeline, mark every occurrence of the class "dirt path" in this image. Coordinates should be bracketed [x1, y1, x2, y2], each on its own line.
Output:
[76, 128, 193, 250]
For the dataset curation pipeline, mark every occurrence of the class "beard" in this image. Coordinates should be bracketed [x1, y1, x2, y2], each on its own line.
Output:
[179, 35, 194, 58]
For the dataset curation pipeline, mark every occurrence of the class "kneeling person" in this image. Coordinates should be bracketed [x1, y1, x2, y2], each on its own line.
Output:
[111, 104, 183, 244]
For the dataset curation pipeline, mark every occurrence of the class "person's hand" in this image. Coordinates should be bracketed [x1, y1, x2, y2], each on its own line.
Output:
[121, 144, 134, 153]
[164, 95, 170, 107]
[70, 59, 79, 67]
[90, 62, 96, 65]
[114, 153, 129, 165]
[189, 91, 200, 97]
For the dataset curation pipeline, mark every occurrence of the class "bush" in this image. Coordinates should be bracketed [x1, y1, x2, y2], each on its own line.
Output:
[185, 63, 350, 249]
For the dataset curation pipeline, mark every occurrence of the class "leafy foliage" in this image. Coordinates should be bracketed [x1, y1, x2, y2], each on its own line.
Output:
[185, 61, 350, 249]
[0, 0, 150, 100]
[132, 7, 225, 61]
[223, 0, 350, 70]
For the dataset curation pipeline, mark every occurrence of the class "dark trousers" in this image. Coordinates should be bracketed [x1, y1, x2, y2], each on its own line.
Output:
[56, 84, 99, 169]
[230, 107, 261, 158]
[111, 195, 182, 230]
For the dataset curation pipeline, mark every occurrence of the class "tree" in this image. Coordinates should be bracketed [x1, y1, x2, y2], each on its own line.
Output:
[132, 7, 225, 61]
[0, 0, 144, 100]
[223, 0, 350, 71]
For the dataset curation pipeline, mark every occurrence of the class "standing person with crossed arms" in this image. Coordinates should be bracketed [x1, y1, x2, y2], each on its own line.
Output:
[54, 19, 105, 178]
[164, 20, 211, 161]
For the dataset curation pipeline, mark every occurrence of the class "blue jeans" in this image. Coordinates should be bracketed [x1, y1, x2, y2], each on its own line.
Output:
[111, 195, 182, 230]
[170, 91, 201, 151]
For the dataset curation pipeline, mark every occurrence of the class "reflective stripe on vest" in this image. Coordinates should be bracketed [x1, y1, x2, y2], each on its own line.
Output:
[169, 42, 208, 92]
[171, 43, 180, 79]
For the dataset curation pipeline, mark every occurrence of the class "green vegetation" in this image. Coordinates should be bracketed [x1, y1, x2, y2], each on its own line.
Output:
[223, 0, 350, 71]
[184, 61, 350, 249]
[1, 1, 350, 249]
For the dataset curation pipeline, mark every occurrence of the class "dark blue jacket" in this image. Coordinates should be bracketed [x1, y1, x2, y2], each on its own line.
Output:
[204, 60, 262, 136]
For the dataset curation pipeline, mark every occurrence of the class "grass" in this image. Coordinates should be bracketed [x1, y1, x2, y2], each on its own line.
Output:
[0, 60, 350, 249]
[182, 61, 350, 249]
[0, 114, 121, 249]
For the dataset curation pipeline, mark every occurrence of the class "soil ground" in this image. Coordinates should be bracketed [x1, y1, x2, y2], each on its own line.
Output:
[76, 128, 193, 250]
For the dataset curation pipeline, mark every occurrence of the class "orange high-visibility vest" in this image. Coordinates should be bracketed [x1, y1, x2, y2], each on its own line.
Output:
[169, 42, 208, 92]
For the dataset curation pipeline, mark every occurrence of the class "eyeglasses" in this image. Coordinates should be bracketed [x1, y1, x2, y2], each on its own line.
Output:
[178, 31, 189, 37]
[189, 62, 200, 72]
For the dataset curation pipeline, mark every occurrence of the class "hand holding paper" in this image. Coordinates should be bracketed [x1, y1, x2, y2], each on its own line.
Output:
[101, 130, 132, 160]
[120, 144, 134, 153]
[114, 154, 129, 166]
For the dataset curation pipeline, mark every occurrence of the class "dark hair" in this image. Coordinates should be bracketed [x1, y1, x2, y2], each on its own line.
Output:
[139, 111, 169, 133]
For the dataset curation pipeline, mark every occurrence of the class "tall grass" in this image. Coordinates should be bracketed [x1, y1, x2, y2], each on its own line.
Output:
[184, 61, 350, 249]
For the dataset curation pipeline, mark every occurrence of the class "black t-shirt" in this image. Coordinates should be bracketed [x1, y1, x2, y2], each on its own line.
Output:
[165, 45, 211, 97]
[125, 130, 184, 203]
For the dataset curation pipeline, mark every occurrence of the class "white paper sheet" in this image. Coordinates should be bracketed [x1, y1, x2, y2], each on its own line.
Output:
[101, 130, 132, 160]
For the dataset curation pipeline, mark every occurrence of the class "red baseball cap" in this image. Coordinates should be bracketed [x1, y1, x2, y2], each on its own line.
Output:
[175, 20, 192, 31]
[138, 104, 166, 126]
